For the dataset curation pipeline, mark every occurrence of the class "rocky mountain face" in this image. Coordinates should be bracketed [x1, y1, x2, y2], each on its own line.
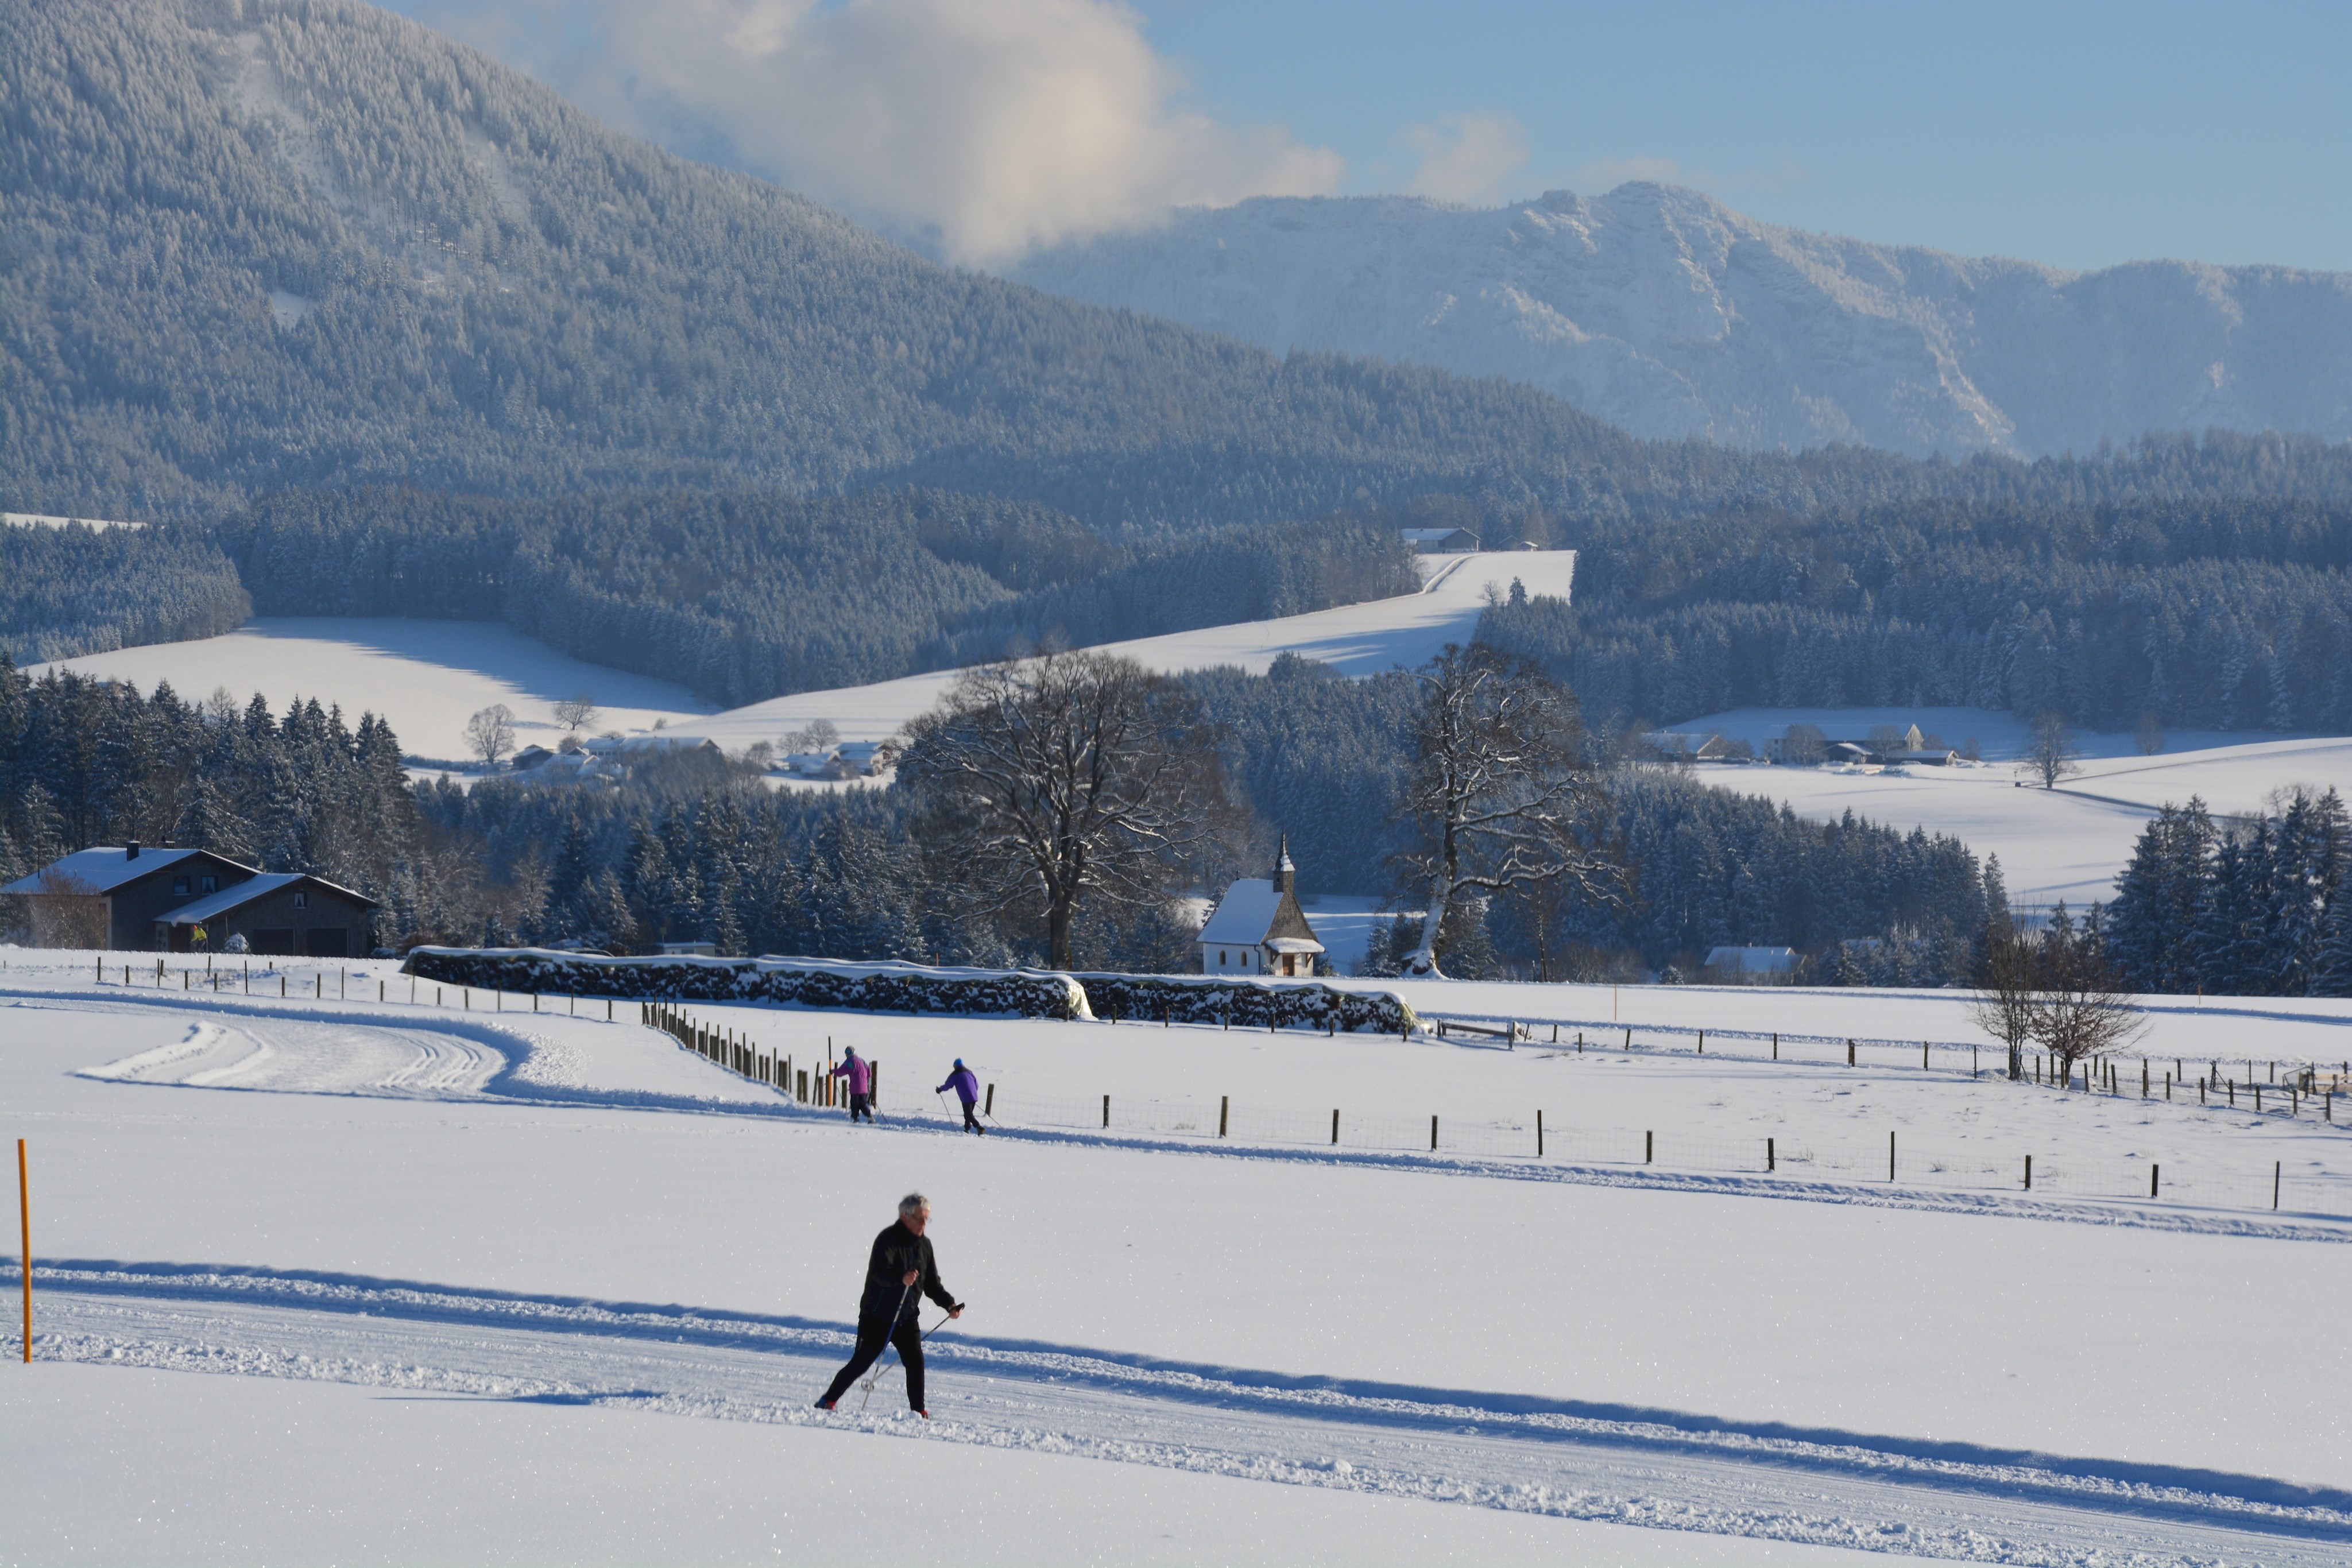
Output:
[1009, 185, 2352, 459]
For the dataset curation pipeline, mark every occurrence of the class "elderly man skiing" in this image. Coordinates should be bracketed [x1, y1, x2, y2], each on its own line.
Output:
[814, 1192, 964, 1416]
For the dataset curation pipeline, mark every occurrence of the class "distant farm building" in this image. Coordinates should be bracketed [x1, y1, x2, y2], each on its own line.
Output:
[3, 845, 374, 954]
[1198, 838, 1327, 977]
[152, 872, 378, 957]
[1399, 526, 1480, 554]
[1703, 945, 1800, 982]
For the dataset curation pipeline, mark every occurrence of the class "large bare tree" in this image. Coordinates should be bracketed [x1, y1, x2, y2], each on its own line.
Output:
[1394, 645, 1622, 977]
[898, 651, 1227, 969]
[1968, 910, 2145, 1084]
[2017, 710, 2082, 789]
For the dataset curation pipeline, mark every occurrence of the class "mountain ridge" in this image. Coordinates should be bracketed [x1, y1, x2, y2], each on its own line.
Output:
[1007, 184, 2352, 460]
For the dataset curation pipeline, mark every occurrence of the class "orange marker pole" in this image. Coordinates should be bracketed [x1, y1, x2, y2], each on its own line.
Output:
[17, 1139, 29, 1362]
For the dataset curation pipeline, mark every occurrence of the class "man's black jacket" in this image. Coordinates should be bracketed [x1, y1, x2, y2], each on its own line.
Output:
[857, 1220, 959, 1323]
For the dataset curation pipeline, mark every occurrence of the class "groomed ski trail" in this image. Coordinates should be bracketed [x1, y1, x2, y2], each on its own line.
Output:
[11, 1261, 2347, 1566]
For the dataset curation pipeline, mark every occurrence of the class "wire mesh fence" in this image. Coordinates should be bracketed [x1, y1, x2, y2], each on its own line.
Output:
[644, 1005, 2352, 1221]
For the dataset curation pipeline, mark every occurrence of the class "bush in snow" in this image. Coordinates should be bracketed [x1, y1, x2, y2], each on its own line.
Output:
[401, 948, 1090, 1020]
[1073, 973, 1418, 1035]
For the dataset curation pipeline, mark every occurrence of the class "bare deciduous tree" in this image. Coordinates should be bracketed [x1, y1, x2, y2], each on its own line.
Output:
[2025, 912, 2145, 1081]
[1394, 644, 1623, 977]
[2018, 710, 2081, 789]
[1967, 918, 2038, 1080]
[898, 651, 1228, 969]
[465, 703, 517, 767]
[2134, 713, 2164, 756]
[1970, 911, 2145, 1084]
[553, 693, 598, 731]
[28, 868, 109, 948]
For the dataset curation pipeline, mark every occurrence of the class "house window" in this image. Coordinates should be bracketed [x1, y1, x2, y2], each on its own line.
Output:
[199, 876, 217, 895]
[293, 891, 307, 909]
[1218, 950, 1227, 966]
[173, 877, 190, 896]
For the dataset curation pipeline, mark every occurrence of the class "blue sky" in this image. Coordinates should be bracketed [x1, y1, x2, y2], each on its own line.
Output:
[393, 0, 2349, 271]
[1132, 0, 2350, 270]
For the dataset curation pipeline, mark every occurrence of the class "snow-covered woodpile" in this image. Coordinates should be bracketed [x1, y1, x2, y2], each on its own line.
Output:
[400, 948, 1091, 1020]
[1076, 973, 1418, 1035]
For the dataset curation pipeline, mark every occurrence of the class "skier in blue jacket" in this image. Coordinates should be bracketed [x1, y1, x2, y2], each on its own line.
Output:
[937, 1059, 984, 1134]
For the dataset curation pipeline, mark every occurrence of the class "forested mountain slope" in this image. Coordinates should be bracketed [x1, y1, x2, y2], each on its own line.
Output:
[13, 0, 2350, 533]
[1011, 187, 2352, 460]
[0, 0, 1858, 525]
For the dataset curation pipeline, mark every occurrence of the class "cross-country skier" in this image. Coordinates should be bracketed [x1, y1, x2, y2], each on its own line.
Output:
[815, 1193, 964, 1416]
[937, 1059, 984, 1134]
[830, 1047, 874, 1122]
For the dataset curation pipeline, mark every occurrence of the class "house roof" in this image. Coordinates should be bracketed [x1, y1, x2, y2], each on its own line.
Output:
[154, 872, 378, 925]
[1198, 879, 1326, 953]
[1705, 946, 1798, 969]
[1200, 879, 1280, 944]
[2, 846, 227, 896]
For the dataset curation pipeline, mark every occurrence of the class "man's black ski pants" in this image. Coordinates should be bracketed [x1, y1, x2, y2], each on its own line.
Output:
[958, 1100, 984, 1133]
[820, 1313, 925, 1409]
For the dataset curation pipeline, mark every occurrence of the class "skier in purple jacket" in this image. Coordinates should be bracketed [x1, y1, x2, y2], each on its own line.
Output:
[831, 1047, 875, 1123]
[937, 1059, 984, 1134]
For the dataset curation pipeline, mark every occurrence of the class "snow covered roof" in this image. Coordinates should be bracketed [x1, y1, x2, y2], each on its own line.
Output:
[1199, 880, 1281, 945]
[2, 846, 216, 896]
[155, 872, 377, 924]
[1198, 880, 1325, 953]
[1704, 946, 1798, 973]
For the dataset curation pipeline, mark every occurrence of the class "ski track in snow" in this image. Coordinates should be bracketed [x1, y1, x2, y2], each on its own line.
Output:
[10, 1262, 2347, 1566]
[16, 989, 2350, 1244]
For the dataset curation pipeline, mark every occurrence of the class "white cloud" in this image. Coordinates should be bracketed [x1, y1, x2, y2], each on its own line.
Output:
[1399, 112, 1529, 205]
[419, 0, 1343, 263]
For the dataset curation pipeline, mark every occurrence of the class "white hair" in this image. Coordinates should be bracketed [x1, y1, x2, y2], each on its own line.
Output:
[898, 1192, 930, 1218]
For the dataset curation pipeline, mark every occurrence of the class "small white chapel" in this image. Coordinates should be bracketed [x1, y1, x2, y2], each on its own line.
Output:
[1197, 837, 1326, 977]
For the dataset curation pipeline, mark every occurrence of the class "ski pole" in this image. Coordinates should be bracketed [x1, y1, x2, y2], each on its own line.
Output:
[861, 1311, 954, 1398]
[857, 1280, 920, 1411]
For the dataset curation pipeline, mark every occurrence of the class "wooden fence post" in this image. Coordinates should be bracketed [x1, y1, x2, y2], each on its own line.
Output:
[2024, 1153, 2032, 1190]
[1888, 1130, 1895, 1182]
[1103, 1093, 1111, 1129]
[985, 1083, 995, 1117]
[1771, 1032, 1777, 1060]
[1218, 1096, 1228, 1137]
[1331, 1108, 1339, 1146]
[1697, 1031, 1704, 1054]
[1847, 1039, 1855, 1066]
[18, 1139, 30, 1363]
[1535, 1109, 1544, 1158]
[1766, 1136, 1774, 1172]
[1644, 1129, 1652, 1163]
[1430, 1114, 1438, 1151]
[2274, 1162, 2281, 1210]
[2150, 1164, 2159, 1199]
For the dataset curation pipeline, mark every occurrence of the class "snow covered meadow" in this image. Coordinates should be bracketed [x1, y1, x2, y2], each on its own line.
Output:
[5, 947, 2347, 1563]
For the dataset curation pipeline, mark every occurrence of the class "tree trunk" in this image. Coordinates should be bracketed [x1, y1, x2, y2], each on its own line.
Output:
[1047, 895, 1074, 971]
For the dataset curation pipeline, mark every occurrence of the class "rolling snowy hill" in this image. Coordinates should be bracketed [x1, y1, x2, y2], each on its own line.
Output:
[1009, 184, 2352, 459]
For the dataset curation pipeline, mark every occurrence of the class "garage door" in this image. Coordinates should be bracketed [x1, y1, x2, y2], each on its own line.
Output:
[253, 929, 296, 955]
[304, 927, 350, 958]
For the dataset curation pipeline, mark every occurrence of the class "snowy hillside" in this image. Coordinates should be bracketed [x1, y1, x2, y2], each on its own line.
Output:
[1008, 184, 2352, 459]
[1672, 707, 2352, 907]
[2, 958, 2346, 1562]
[38, 551, 1572, 763]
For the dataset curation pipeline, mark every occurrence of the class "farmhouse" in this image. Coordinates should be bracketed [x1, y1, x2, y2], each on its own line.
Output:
[1198, 839, 1327, 977]
[2, 843, 258, 950]
[1398, 526, 1480, 554]
[150, 872, 379, 957]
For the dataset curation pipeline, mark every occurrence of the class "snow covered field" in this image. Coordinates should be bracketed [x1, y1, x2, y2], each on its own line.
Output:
[33, 552, 1574, 765]
[1669, 708, 2352, 907]
[29, 617, 715, 766]
[5, 947, 2347, 1563]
